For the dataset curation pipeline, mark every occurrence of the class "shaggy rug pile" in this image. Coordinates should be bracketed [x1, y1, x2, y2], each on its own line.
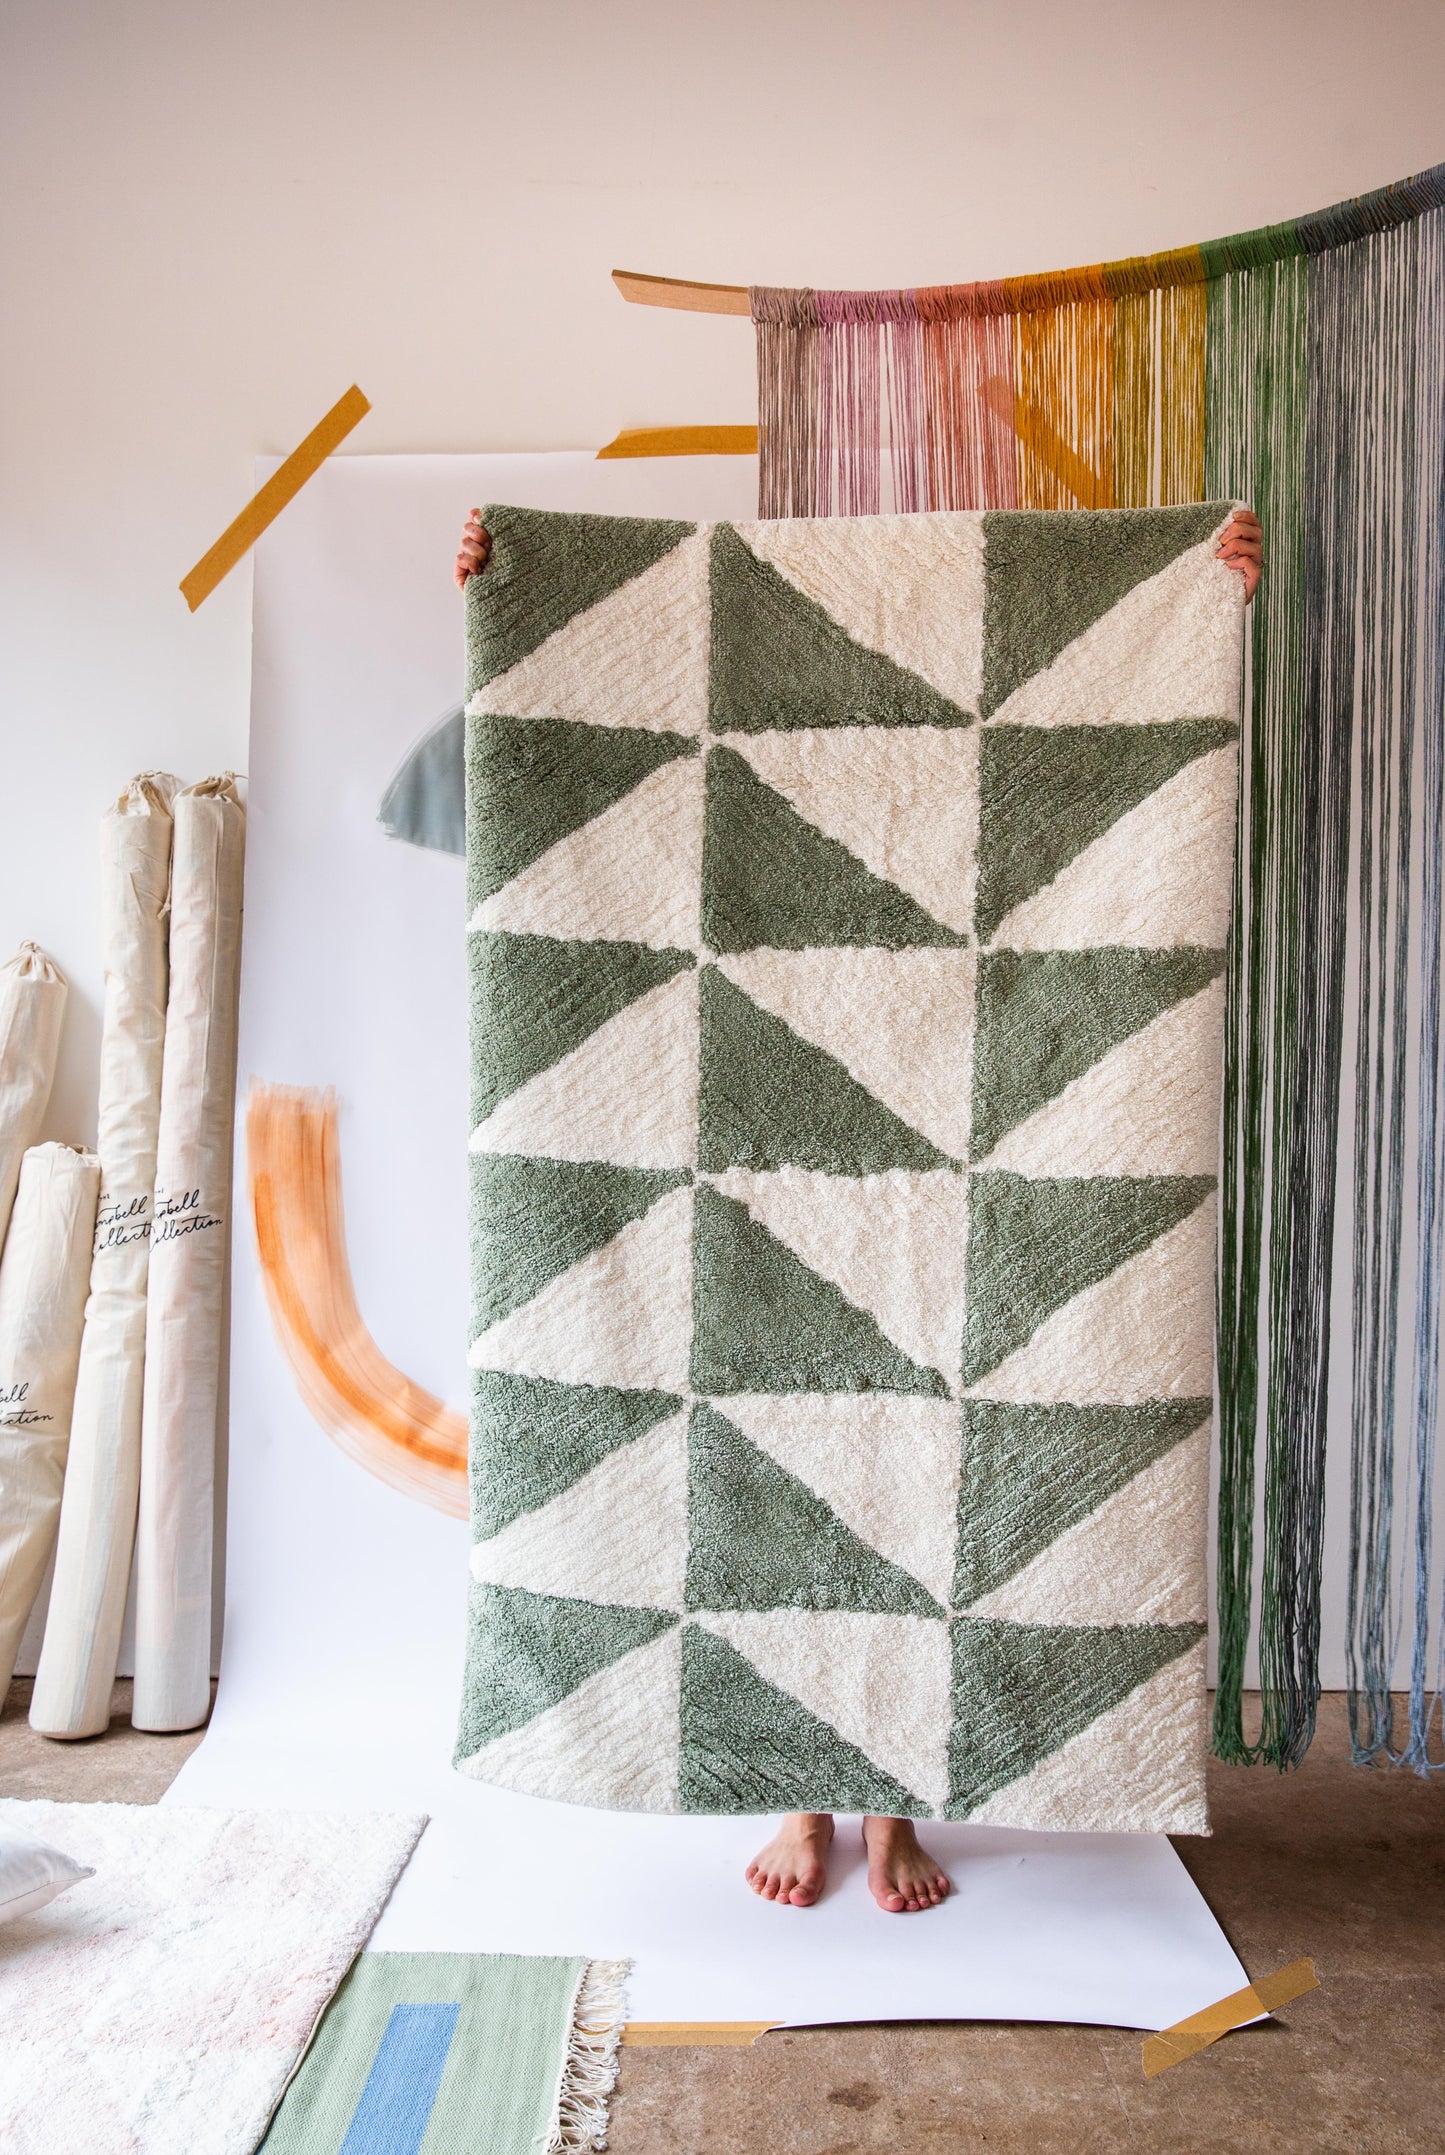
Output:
[457, 503, 1243, 1831]
[0, 1800, 423, 2155]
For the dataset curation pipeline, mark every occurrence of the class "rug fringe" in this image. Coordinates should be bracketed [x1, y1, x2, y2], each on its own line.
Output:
[543, 1956, 631, 2153]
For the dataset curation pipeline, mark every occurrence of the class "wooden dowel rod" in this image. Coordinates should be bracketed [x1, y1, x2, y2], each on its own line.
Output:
[612, 268, 751, 316]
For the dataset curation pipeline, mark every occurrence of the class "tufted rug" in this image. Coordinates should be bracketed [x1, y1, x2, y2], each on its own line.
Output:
[0, 1800, 424, 2155]
[456, 503, 1244, 1830]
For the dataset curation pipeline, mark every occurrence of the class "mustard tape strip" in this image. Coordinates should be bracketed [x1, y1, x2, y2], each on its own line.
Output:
[597, 425, 758, 459]
[621, 2022, 780, 2047]
[179, 384, 371, 611]
[1141, 1957, 1319, 2077]
[611, 268, 752, 316]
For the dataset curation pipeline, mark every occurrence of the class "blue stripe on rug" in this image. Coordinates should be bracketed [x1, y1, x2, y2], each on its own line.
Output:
[337, 2001, 460, 2155]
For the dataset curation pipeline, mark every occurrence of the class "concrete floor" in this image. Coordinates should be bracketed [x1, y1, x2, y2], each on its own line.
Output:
[1, 1679, 212, 1802]
[3, 1684, 1439, 2154]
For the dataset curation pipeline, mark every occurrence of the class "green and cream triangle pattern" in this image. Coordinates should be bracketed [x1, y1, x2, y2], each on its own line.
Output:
[457, 502, 1241, 1832]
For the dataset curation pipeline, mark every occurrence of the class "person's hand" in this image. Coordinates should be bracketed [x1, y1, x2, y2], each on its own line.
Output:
[455, 510, 492, 591]
[1217, 509, 1262, 602]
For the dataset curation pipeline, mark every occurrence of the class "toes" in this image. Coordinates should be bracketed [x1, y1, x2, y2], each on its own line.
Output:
[792, 1867, 823, 1906]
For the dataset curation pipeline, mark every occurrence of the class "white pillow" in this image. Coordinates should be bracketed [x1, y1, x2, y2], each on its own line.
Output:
[0, 1832, 94, 1925]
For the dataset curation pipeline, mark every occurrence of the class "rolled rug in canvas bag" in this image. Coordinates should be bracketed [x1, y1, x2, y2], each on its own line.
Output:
[132, 776, 245, 1733]
[0, 944, 68, 1259]
[0, 1144, 101, 1707]
[31, 776, 177, 1740]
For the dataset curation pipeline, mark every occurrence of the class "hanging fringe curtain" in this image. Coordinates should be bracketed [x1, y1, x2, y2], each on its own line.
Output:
[751, 162, 1445, 1772]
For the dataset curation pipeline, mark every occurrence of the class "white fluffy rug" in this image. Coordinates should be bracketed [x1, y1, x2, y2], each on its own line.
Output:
[0, 1800, 425, 2155]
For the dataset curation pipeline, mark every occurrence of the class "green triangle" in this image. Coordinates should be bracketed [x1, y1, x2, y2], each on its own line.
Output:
[470, 1154, 691, 1330]
[685, 1403, 943, 1618]
[680, 1623, 928, 1816]
[703, 746, 965, 953]
[980, 504, 1226, 715]
[469, 933, 693, 1125]
[455, 1582, 676, 1760]
[971, 948, 1227, 1159]
[691, 1185, 948, 1397]
[946, 1615, 1205, 1815]
[470, 1372, 682, 1539]
[466, 505, 694, 693]
[954, 1399, 1214, 1605]
[975, 720, 1238, 945]
[698, 967, 948, 1175]
[962, 1171, 1216, 1385]
[709, 524, 973, 733]
[467, 717, 695, 909]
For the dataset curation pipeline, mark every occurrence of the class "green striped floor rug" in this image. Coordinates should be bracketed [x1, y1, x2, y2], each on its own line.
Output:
[260, 1952, 627, 2155]
[457, 502, 1244, 1833]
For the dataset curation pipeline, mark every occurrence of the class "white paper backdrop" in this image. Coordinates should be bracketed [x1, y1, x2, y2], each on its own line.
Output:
[166, 452, 1250, 2030]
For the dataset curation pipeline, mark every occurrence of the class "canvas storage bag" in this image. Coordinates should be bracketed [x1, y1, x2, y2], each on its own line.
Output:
[0, 1144, 100, 1705]
[132, 776, 245, 1733]
[0, 945, 67, 1259]
[31, 776, 177, 1738]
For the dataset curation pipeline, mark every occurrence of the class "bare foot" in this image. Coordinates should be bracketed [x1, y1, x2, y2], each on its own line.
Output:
[862, 1815, 951, 1913]
[746, 1812, 834, 1907]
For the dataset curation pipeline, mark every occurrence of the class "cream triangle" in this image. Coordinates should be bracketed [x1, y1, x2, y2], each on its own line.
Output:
[720, 727, 979, 937]
[738, 512, 985, 711]
[967, 1198, 1217, 1404]
[966, 1426, 1210, 1624]
[990, 748, 1237, 950]
[468, 1184, 694, 1390]
[471, 756, 703, 950]
[976, 979, 1227, 1177]
[470, 530, 709, 733]
[987, 542, 1242, 729]
[469, 1410, 689, 1610]
[967, 1644, 1208, 1832]
[457, 1626, 682, 1810]
[714, 1167, 968, 1393]
[716, 948, 976, 1159]
[697, 1609, 952, 1811]
[716, 1392, 961, 1605]
[470, 970, 699, 1170]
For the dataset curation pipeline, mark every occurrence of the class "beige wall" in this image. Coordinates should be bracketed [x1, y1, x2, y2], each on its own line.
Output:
[4, 0, 1444, 1139]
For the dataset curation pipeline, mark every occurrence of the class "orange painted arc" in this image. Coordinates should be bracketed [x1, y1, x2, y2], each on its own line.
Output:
[247, 1083, 468, 1516]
